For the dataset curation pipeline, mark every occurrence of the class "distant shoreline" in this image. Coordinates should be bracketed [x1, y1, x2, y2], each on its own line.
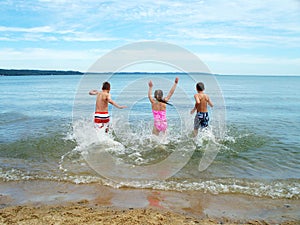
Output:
[0, 69, 83, 76]
[1, 69, 299, 77]
[0, 69, 213, 76]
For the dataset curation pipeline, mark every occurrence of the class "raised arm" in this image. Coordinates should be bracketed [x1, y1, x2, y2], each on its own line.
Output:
[148, 80, 155, 104]
[164, 77, 179, 102]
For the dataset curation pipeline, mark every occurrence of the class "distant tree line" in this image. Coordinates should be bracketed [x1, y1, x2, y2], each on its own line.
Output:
[0, 69, 83, 76]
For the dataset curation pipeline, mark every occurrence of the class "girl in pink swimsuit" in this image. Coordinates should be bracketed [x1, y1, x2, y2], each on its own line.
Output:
[148, 77, 179, 135]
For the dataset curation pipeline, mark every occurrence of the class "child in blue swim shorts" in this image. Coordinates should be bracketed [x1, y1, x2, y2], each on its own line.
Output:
[190, 82, 214, 137]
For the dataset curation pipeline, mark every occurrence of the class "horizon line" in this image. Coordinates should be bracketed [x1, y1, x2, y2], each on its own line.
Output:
[1, 68, 299, 76]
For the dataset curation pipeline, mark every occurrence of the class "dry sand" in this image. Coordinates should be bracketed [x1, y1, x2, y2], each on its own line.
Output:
[0, 204, 226, 225]
[0, 181, 299, 225]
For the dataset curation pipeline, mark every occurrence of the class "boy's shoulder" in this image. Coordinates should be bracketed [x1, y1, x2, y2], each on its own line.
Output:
[196, 92, 209, 100]
[98, 91, 109, 98]
[195, 92, 206, 96]
[99, 91, 109, 95]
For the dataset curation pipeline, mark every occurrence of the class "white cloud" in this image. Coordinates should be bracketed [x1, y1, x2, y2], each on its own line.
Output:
[2, 0, 299, 45]
[197, 52, 300, 65]
[166, 28, 300, 48]
[1, 0, 299, 74]
[0, 26, 54, 33]
[61, 32, 119, 42]
[0, 25, 117, 42]
[0, 47, 102, 60]
[0, 25, 76, 37]
[0, 47, 112, 71]
[197, 52, 300, 75]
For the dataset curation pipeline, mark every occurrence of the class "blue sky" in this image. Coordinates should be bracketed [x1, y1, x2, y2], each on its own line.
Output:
[0, 0, 299, 75]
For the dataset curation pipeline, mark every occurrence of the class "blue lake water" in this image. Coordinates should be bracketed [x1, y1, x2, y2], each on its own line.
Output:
[0, 74, 299, 199]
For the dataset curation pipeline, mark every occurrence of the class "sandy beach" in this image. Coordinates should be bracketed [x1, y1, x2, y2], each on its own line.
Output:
[0, 180, 299, 225]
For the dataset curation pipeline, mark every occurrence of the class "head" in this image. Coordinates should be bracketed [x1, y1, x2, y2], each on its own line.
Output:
[154, 89, 163, 101]
[102, 82, 111, 91]
[196, 82, 205, 92]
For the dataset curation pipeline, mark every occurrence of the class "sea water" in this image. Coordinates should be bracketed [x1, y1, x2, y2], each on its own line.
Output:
[0, 74, 299, 199]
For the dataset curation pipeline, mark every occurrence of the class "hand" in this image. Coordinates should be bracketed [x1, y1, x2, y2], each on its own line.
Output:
[190, 108, 196, 114]
[175, 77, 179, 84]
[89, 90, 98, 95]
[120, 105, 127, 109]
[148, 80, 153, 87]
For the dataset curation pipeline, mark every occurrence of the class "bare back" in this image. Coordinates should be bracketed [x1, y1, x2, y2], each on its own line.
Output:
[151, 100, 167, 111]
[194, 93, 213, 112]
[95, 91, 110, 112]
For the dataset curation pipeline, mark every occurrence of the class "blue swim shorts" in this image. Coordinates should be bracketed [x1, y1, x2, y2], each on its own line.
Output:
[194, 112, 209, 130]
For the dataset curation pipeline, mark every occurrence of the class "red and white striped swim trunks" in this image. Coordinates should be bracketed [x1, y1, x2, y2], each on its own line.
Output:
[94, 112, 110, 124]
[94, 112, 110, 132]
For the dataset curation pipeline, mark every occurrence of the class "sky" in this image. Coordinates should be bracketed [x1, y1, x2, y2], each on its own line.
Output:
[0, 0, 300, 75]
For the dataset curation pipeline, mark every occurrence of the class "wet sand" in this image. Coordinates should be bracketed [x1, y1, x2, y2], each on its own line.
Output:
[0, 180, 299, 224]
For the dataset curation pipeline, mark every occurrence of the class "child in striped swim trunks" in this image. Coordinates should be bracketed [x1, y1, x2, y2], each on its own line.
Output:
[89, 82, 127, 133]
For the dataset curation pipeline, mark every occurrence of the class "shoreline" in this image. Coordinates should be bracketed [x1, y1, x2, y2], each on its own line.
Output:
[0, 180, 299, 224]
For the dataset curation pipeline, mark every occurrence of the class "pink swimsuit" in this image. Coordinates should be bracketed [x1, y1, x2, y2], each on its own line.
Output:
[152, 110, 167, 131]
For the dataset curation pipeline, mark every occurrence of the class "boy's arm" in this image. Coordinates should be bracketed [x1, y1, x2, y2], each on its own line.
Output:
[194, 94, 200, 104]
[164, 77, 179, 101]
[190, 106, 196, 114]
[191, 95, 200, 114]
[89, 90, 99, 95]
[108, 99, 127, 109]
[108, 94, 127, 109]
[148, 80, 155, 103]
[207, 95, 213, 107]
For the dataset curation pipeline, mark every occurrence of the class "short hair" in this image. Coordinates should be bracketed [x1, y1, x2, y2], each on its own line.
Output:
[102, 82, 110, 90]
[196, 82, 205, 91]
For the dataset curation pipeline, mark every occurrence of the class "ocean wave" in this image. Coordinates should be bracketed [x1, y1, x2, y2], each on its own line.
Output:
[105, 178, 300, 199]
[1, 167, 299, 199]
